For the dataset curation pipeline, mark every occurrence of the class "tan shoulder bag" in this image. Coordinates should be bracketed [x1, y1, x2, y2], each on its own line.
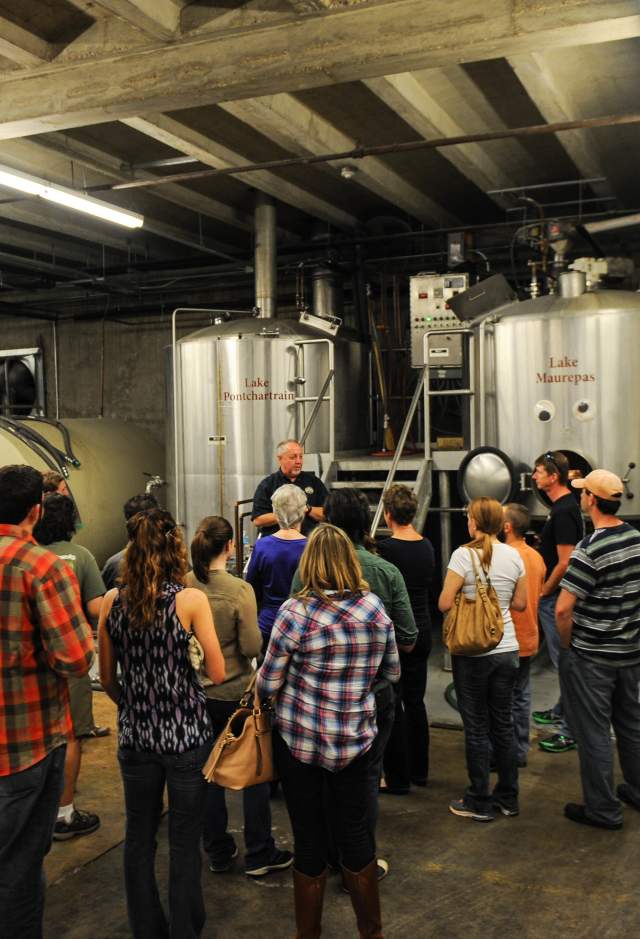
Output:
[202, 674, 276, 790]
[442, 548, 505, 656]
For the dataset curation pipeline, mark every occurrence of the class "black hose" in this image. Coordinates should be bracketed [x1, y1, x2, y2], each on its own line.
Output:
[20, 417, 81, 467]
[2, 419, 71, 473]
[0, 418, 59, 474]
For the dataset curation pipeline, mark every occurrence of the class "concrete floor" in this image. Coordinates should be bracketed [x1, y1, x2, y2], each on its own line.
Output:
[44, 654, 639, 939]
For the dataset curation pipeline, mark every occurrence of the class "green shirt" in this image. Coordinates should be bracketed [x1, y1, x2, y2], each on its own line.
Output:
[290, 544, 417, 647]
[47, 540, 105, 612]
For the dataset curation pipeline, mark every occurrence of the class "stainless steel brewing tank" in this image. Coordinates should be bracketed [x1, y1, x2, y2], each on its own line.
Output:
[167, 318, 368, 539]
[481, 290, 640, 516]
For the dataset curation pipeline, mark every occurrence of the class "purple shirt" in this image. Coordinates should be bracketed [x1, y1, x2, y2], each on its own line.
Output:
[245, 535, 307, 635]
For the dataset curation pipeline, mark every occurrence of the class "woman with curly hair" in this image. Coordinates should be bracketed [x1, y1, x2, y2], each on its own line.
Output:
[98, 508, 225, 939]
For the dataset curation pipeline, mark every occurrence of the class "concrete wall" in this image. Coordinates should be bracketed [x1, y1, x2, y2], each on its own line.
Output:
[0, 315, 183, 446]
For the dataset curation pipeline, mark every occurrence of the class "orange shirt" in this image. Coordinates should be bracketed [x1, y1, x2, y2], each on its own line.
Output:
[510, 540, 546, 658]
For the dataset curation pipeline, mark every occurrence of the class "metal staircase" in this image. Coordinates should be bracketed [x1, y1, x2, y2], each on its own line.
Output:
[324, 452, 432, 537]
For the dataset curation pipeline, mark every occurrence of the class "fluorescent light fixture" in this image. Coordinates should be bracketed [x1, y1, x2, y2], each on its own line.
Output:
[0, 165, 144, 229]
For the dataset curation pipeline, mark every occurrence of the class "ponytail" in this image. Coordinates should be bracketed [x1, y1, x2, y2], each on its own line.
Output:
[464, 498, 504, 569]
[191, 516, 233, 583]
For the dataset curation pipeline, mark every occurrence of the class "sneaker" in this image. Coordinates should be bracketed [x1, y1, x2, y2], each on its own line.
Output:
[448, 798, 495, 822]
[245, 848, 293, 877]
[492, 798, 520, 817]
[53, 808, 100, 841]
[617, 784, 640, 811]
[208, 846, 238, 873]
[564, 803, 622, 830]
[532, 708, 562, 726]
[539, 733, 577, 753]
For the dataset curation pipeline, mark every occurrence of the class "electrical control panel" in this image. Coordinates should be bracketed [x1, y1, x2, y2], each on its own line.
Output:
[409, 272, 468, 368]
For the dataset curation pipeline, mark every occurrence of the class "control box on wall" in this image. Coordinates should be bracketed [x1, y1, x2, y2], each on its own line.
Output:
[409, 273, 468, 368]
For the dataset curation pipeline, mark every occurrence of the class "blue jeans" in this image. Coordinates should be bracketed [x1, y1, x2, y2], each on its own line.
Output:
[453, 651, 519, 812]
[513, 657, 532, 763]
[118, 739, 212, 939]
[0, 745, 66, 939]
[560, 649, 640, 826]
[538, 593, 573, 737]
[203, 699, 275, 867]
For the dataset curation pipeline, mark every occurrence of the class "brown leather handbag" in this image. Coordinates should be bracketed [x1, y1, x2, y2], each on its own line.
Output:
[202, 674, 277, 790]
[443, 548, 505, 656]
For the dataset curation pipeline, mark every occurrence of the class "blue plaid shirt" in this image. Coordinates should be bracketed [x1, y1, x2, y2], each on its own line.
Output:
[257, 591, 400, 771]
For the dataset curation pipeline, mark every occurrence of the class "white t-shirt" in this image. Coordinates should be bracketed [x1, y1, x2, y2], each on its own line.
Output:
[447, 542, 525, 656]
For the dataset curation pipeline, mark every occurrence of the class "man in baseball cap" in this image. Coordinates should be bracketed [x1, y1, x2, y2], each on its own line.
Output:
[554, 467, 640, 829]
[570, 469, 624, 501]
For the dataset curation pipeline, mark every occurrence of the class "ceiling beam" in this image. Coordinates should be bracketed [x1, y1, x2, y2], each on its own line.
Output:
[0, 137, 245, 258]
[364, 69, 534, 206]
[0, 16, 54, 67]
[0, 0, 638, 138]
[507, 52, 615, 200]
[29, 131, 253, 237]
[122, 113, 358, 229]
[0, 201, 138, 252]
[74, 1, 180, 40]
[221, 94, 459, 226]
[0, 219, 100, 265]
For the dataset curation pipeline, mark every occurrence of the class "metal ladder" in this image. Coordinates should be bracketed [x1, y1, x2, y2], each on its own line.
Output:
[370, 325, 479, 537]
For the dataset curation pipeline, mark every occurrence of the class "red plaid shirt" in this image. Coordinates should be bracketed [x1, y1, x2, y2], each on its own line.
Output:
[0, 524, 94, 776]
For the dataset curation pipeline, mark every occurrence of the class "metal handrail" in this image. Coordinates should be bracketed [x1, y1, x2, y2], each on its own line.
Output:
[233, 498, 255, 576]
[370, 366, 426, 537]
[300, 369, 335, 448]
[293, 338, 335, 461]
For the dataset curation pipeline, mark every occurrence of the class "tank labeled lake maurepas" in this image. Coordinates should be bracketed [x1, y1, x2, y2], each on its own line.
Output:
[481, 289, 640, 517]
[167, 317, 368, 541]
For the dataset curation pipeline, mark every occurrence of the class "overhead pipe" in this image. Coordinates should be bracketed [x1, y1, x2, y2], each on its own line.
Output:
[111, 112, 640, 193]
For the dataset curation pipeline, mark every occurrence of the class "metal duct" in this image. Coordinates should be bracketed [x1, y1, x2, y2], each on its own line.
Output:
[559, 270, 587, 297]
[254, 193, 277, 319]
[311, 266, 340, 319]
[585, 212, 640, 234]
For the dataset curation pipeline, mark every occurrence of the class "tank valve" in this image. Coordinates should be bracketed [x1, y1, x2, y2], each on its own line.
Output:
[622, 462, 636, 500]
[144, 473, 166, 495]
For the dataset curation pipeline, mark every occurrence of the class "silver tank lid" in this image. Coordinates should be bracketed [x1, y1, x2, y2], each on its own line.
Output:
[179, 316, 329, 345]
[494, 289, 640, 323]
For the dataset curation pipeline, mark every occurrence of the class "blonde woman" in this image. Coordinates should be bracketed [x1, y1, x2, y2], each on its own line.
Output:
[257, 524, 400, 939]
[439, 498, 527, 823]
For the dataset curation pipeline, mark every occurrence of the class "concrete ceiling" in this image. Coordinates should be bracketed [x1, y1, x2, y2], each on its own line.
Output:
[0, 0, 639, 318]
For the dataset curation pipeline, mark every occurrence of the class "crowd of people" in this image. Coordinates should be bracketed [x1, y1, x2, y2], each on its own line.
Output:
[1, 440, 640, 939]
